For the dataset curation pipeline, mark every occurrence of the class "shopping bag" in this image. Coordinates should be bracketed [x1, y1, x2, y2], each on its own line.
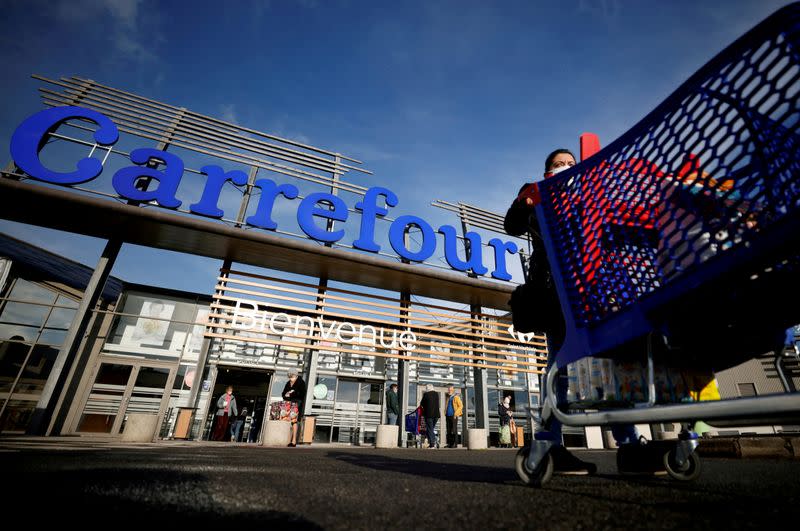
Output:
[499, 424, 511, 445]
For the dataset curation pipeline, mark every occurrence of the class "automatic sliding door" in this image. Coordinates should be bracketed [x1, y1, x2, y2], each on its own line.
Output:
[333, 379, 359, 443]
[117, 365, 173, 435]
[75, 363, 133, 433]
[75, 360, 175, 436]
[357, 382, 382, 445]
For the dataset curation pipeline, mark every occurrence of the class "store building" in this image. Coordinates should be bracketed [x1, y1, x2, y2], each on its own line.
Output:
[0, 76, 797, 446]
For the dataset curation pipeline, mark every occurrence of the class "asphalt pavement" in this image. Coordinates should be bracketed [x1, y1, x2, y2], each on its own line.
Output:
[3, 440, 799, 529]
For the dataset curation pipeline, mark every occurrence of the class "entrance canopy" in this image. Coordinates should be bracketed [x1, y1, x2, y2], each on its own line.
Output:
[0, 178, 513, 309]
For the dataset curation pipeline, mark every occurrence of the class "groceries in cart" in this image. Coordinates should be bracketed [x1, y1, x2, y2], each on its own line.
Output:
[564, 357, 719, 407]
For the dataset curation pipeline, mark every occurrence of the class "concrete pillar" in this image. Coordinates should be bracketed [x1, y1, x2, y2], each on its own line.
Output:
[470, 303, 489, 435]
[376, 425, 399, 448]
[261, 420, 291, 446]
[467, 428, 488, 450]
[397, 289, 411, 447]
[397, 358, 409, 447]
[472, 367, 489, 429]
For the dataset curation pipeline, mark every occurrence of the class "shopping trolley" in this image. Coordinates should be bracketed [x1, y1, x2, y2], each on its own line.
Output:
[405, 407, 425, 448]
[515, 2, 800, 486]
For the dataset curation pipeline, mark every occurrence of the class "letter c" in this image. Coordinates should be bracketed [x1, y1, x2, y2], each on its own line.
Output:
[10, 106, 119, 185]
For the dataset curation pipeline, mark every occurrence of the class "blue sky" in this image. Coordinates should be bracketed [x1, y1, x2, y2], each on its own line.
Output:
[0, 0, 793, 297]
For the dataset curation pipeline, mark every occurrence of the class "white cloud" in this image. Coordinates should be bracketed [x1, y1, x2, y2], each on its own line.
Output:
[576, 0, 622, 23]
[103, 0, 141, 28]
[220, 104, 240, 125]
[47, 0, 158, 67]
[53, 0, 141, 27]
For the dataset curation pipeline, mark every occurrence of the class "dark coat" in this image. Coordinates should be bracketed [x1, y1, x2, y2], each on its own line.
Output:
[498, 402, 512, 426]
[386, 389, 400, 415]
[420, 390, 440, 420]
[504, 183, 548, 281]
[504, 184, 566, 349]
[282, 377, 306, 404]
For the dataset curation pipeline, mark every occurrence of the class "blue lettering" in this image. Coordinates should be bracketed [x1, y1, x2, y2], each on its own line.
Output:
[9, 106, 522, 282]
[246, 178, 299, 230]
[189, 165, 248, 218]
[488, 238, 518, 281]
[111, 148, 183, 208]
[438, 225, 488, 275]
[353, 186, 398, 252]
[296, 192, 348, 242]
[10, 106, 119, 185]
[389, 215, 436, 262]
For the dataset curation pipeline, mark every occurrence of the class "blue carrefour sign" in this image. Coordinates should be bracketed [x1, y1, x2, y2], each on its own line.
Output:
[10, 106, 518, 280]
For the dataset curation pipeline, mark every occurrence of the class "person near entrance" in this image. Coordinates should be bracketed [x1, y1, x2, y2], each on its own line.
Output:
[385, 383, 400, 426]
[211, 385, 238, 441]
[420, 384, 440, 449]
[248, 405, 265, 443]
[282, 371, 306, 447]
[230, 407, 248, 442]
[498, 395, 514, 448]
[444, 385, 464, 448]
[444, 386, 463, 448]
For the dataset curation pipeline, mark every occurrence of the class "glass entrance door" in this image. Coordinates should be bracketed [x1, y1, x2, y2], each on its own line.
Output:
[329, 379, 383, 444]
[356, 381, 382, 444]
[74, 359, 175, 435]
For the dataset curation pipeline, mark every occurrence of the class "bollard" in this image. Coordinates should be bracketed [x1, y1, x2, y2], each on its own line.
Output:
[376, 424, 399, 448]
[467, 428, 488, 450]
[261, 420, 291, 446]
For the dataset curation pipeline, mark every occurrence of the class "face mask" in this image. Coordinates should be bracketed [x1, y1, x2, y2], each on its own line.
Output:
[550, 163, 572, 175]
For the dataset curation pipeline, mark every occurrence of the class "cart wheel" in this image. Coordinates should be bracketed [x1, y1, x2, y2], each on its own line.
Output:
[515, 446, 554, 487]
[663, 448, 702, 481]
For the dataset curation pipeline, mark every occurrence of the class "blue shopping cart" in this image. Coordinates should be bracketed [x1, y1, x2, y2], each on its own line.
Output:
[405, 407, 425, 448]
[515, 2, 800, 486]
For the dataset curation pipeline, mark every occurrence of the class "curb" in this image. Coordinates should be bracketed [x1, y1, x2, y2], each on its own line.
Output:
[697, 436, 799, 458]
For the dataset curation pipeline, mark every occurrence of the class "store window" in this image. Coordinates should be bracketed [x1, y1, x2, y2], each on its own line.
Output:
[311, 375, 337, 442]
[105, 292, 202, 360]
[0, 278, 78, 433]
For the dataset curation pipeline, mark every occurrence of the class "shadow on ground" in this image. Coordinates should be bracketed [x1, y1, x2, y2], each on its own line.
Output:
[326, 450, 519, 484]
[8, 467, 323, 527]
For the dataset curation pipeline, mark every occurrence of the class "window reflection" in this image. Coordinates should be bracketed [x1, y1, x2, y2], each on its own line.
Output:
[55, 295, 79, 309]
[0, 339, 30, 392]
[9, 279, 57, 305]
[46, 307, 76, 329]
[0, 302, 50, 329]
[14, 344, 59, 393]
[0, 324, 39, 342]
[407, 383, 417, 407]
[0, 278, 79, 434]
[38, 328, 68, 346]
[361, 383, 382, 405]
[134, 366, 170, 389]
[337, 380, 358, 402]
[0, 399, 36, 432]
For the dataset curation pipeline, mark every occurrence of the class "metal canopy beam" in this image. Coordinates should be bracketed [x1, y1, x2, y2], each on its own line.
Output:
[0, 179, 515, 309]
